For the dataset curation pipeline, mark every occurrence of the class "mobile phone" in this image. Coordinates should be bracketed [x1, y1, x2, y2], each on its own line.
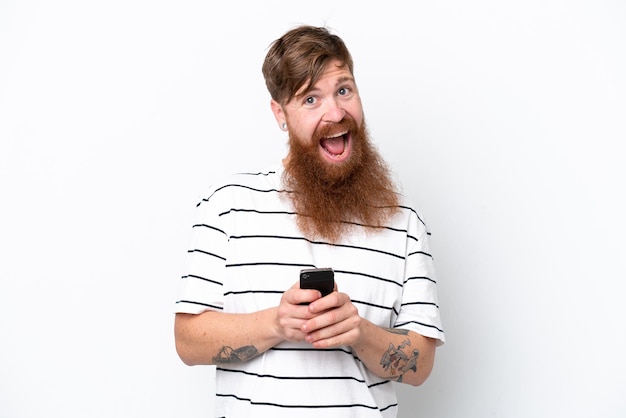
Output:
[300, 267, 334, 298]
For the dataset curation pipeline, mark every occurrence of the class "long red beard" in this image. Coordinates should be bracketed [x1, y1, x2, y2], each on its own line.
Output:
[283, 117, 399, 242]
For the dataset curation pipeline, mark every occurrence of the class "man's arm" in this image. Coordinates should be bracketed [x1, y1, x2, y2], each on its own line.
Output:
[175, 309, 281, 366]
[350, 321, 437, 386]
[174, 284, 325, 366]
[302, 291, 437, 386]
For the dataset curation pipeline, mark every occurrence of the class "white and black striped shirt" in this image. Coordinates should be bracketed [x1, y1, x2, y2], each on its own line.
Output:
[175, 165, 445, 418]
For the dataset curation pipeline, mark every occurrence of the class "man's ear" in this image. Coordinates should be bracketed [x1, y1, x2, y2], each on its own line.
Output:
[270, 99, 288, 131]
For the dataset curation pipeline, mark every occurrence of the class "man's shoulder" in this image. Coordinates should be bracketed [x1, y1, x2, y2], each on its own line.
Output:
[195, 164, 283, 206]
[392, 193, 431, 233]
[230, 166, 283, 186]
[394, 192, 420, 215]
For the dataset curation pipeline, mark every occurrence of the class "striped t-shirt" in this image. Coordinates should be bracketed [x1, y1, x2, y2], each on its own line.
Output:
[175, 165, 445, 418]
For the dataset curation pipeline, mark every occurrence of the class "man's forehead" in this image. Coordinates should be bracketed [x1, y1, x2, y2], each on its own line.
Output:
[294, 64, 355, 97]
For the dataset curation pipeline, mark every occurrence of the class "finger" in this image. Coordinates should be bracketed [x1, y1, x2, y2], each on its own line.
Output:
[277, 307, 315, 342]
[278, 300, 317, 323]
[308, 291, 346, 314]
[283, 287, 322, 307]
[302, 305, 346, 333]
[303, 302, 359, 335]
[308, 322, 361, 348]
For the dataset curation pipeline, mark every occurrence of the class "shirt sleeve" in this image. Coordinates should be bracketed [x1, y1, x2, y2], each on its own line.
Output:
[174, 187, 229, 314]
[394, 208, 445, 345]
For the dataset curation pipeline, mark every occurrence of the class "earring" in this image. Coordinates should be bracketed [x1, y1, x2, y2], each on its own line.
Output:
[281, 122, 287, 130]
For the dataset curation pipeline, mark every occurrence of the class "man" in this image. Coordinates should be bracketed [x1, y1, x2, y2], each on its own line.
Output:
[174, 25, 444, 417]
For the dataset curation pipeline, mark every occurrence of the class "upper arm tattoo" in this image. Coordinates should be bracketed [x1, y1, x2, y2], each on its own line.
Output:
[380, 330, 419, 382]
[212, 345, 260, 364]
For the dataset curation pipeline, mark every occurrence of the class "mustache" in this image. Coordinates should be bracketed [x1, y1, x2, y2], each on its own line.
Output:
[312, 115, 358, 141]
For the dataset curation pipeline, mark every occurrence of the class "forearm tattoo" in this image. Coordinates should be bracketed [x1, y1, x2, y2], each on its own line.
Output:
[385, 328, 409, 336]
[380, 329, 419, 382]
[212, 345, 260, 364]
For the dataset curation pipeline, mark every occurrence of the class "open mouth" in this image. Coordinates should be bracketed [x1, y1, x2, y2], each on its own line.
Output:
[320, 130, 351, 161]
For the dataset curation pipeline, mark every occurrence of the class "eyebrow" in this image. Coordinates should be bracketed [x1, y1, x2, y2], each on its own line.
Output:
[297, 76, 356, 98]
[336, 76, 355, 85]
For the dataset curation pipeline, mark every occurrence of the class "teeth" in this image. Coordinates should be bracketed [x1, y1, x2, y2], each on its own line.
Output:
[324, 131, 348, 139]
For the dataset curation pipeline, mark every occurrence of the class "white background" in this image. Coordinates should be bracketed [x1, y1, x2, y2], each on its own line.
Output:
[1, 1, 625, 417]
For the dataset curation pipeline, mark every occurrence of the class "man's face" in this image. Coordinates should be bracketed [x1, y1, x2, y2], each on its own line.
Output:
[276, 61, 399, 242]
[273, 60, 364, 168]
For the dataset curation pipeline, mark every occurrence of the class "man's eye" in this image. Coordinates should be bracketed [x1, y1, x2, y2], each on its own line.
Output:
[338, 87, 349, 96]
[305, 96, 316, 104]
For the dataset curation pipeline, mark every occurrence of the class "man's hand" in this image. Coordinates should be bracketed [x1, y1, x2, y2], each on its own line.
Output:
[275, 282, 326, 342]
[300, 285, 362, 348]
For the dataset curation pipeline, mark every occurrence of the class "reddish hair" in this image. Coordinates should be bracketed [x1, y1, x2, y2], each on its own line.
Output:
[262, 25, 354, 105]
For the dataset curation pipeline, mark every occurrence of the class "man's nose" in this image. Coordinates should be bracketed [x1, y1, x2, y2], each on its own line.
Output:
[321, 98, 346, 123]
